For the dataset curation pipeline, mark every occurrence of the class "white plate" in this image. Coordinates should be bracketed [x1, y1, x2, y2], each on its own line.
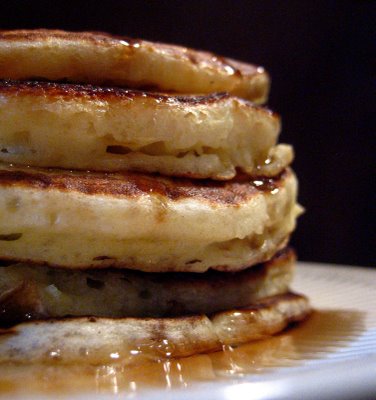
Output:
[3, 262, 376, 400]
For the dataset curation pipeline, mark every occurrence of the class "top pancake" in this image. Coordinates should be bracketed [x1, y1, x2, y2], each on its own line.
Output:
[0, 29, 269, 103]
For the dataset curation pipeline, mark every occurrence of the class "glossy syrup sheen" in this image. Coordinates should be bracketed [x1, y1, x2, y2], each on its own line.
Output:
[0, 310, 365, 396]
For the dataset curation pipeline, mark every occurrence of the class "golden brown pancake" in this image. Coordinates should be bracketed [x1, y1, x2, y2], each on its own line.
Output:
[0, 29, 269, 103]
[0, 80, 291, 180]
[0, 29, 310, 369]
[0, 248, 295, 324]
[0, 292, 310, 365]
[0, 164, 302, 272]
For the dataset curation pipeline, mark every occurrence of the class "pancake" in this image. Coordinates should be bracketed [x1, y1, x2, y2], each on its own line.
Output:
[0, 29, 310, 369]
[0, 292, 311, 365]
[0, 248, 295, 324]
[0, 80, 291, 180]
[0, 29, 269, 103]
[0, 164, 302, 272]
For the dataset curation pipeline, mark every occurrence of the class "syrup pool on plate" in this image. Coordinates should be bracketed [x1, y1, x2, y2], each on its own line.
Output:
[0, 309, 365, 397]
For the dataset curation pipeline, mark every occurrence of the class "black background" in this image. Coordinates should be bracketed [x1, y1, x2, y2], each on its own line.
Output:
[0, 0, 374, 267]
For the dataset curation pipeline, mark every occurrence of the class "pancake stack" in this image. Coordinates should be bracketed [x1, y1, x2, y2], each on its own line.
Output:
[0, 30, 310, 364]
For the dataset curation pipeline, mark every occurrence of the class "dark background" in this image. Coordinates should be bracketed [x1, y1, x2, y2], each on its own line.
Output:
[0, 0, 374, 266]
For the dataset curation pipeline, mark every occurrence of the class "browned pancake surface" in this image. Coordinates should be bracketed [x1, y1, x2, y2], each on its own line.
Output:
[0, 164, 289, 204]
[0, 30, 269, 102]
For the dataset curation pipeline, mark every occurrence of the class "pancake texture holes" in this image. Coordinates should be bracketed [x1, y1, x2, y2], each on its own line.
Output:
[185, 259, 202, 265]
[139, 141, 167, 156]
[92, 255, 116, 261]
[86, 278, 105, 290]
[0, 233, 22, 241]
[176, 151, 189, 159]
[106, 145, 132, 155]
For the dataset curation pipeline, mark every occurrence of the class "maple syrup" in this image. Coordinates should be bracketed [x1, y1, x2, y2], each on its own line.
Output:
[0, 310, 365, 396]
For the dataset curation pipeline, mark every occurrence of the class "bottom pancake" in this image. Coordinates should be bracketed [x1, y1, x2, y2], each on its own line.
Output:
[0, 292, 310, 365]
[0, 249, 295, 325]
